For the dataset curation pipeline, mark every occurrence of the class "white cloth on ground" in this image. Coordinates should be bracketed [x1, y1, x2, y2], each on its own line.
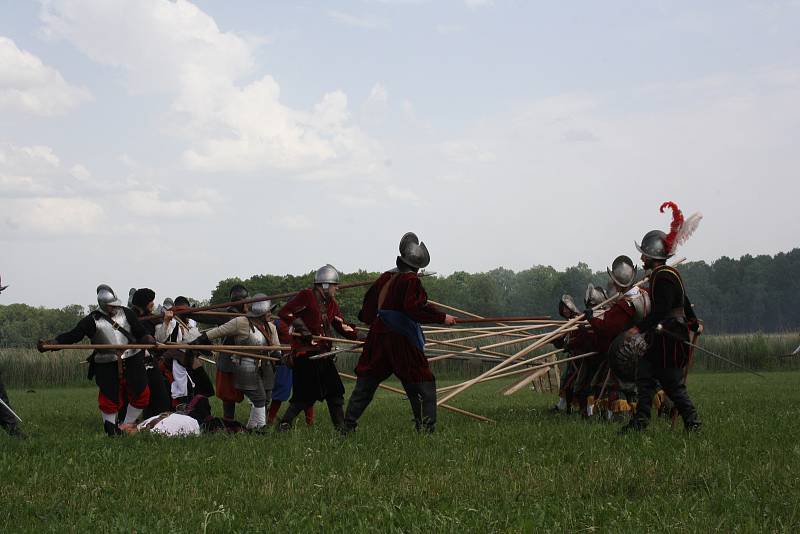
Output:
[137, 413, 200, 436]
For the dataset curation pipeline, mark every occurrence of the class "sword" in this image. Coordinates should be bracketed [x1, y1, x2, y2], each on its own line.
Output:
[655, 325, 766, 378]
[0, 397, 23, 423]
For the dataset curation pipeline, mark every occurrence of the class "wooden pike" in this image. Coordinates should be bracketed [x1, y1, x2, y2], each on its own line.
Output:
[478, 327, 574, 351]
[40, 343, 288, 352]
[139, 272, 437, 321]
[435, 349, 565, 391]
[425, 324, 549, 349]
[453, 316, 551, 324]
[337, 372, 493, 423]
[501, 352, 599, 395]
[423, 323, 563, 334]
[435, 351, 595, 393]
[437, 258, 687, 405]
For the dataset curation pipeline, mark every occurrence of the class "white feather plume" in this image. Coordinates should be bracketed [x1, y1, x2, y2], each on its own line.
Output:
[675, 212, 703, 247]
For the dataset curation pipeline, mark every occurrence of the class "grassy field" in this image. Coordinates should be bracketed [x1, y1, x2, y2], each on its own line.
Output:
[1, 372, 799, 532]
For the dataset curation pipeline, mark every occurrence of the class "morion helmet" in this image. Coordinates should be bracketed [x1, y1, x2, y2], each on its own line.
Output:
[558, 294, 581, 319]
[398, 232, 430, 270]
[584, 284, 608, 308]
[636, 202, 703, 260]
[97, 284, 123, 313]
[607, 255, 638, 289]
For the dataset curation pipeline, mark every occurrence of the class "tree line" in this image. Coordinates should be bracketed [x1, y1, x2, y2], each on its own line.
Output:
[1, 249, 798, 347]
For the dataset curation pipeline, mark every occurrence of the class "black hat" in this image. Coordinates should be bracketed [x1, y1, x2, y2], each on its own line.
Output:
[174, 295, 191, 307]
[131, 288, 156, 308]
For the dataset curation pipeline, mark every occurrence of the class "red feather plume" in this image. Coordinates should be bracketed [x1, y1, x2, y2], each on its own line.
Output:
[660, 201, 684, 254]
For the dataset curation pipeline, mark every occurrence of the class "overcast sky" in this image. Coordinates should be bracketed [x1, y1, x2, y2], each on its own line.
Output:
[1, 0, 799, 308]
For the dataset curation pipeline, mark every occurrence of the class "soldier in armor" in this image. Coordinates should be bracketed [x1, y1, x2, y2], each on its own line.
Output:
[571, 284, 608, 418]
[155, 296, 214, 408]
[192, 295, 279, 431]
[38, 285, 152, 436]
[0, 277, 25, 438]
[620, 202, 703, 433]
[211, 284, 249, 422]
[130, 288, 172, 418]
[276, 264, 360, 432]
[343, 233, 457, 434]
[584, 255, 650, 419]
[550, 294, 585, 413]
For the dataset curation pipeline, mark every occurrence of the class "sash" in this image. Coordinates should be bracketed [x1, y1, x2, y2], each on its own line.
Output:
[377, 309, 425, 352]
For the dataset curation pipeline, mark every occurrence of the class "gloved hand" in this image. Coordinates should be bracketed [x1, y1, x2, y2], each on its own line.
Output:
[37, 339, 57, 353]
[292, 319, 313, 344]
[583, 308, 593, 321]
[551, 336, 565, 349]
[190, 332, 210, 346]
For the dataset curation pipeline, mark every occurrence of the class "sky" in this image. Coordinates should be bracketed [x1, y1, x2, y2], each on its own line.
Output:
[1, 0, 799, 308]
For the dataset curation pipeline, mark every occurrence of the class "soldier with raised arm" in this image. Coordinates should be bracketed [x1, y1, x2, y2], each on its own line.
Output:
[38, 285, 152, 436]
[343, 233, 457, 433]
[191, 295, 279, 431]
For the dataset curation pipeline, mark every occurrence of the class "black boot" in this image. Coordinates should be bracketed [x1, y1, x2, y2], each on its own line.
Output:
[327, 398, 345, 432]
[419, 381, 437, 433]
[343, 377, 381, 434]
[275, 402, 306, 433]
[617, 420, 645, 436]
[104, 421, 123, 437]
[222, 401, 237, 421]
[1, 422, 25, 439]
[684, 419, 702, 432]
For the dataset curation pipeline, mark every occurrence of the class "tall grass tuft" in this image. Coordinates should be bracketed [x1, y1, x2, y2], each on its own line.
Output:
[0, 348, 89, 388]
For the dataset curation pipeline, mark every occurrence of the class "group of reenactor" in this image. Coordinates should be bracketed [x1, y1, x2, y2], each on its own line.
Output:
[1, 201, 703, 438]
[28, 232, 456, 437]
[551, 202, 703, 433]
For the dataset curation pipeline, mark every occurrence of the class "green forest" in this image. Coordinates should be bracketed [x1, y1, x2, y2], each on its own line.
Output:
[2, 249, 798, 347]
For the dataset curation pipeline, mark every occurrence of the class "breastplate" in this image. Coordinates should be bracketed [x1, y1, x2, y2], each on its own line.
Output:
[92, 311, 136, 363]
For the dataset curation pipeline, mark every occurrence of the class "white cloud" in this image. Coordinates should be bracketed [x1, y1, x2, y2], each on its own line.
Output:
[1, 197, 105, 236]
[385, 184, 420, 205]
[277, 214, 313, 231]
[435, 23, 466, 35]
[441, 141, 496, 163]
[125, 188, 216, 218]
[328, 10, 387, 30]
[0, 36, 91, 116]
[40, 0, 383, 179]
[465, 0, 494, 8]
[69, 163, 91, 181]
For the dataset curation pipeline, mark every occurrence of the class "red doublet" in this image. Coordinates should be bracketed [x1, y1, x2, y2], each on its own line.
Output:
[354, 272, 446, 383]
[278, 288, 358, 355]
[588, 299, 636, 353]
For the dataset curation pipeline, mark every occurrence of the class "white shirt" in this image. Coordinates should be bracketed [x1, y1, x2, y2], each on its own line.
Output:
[137, 413, 200, 436]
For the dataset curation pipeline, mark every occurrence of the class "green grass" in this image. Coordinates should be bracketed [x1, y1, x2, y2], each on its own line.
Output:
[1, 372, 799, 532]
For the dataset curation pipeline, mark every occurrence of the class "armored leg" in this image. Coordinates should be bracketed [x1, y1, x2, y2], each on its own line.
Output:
[343, 377, 381, 433]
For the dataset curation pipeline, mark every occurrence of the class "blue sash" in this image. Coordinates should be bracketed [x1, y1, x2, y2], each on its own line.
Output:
[377, 309, 425, 352]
